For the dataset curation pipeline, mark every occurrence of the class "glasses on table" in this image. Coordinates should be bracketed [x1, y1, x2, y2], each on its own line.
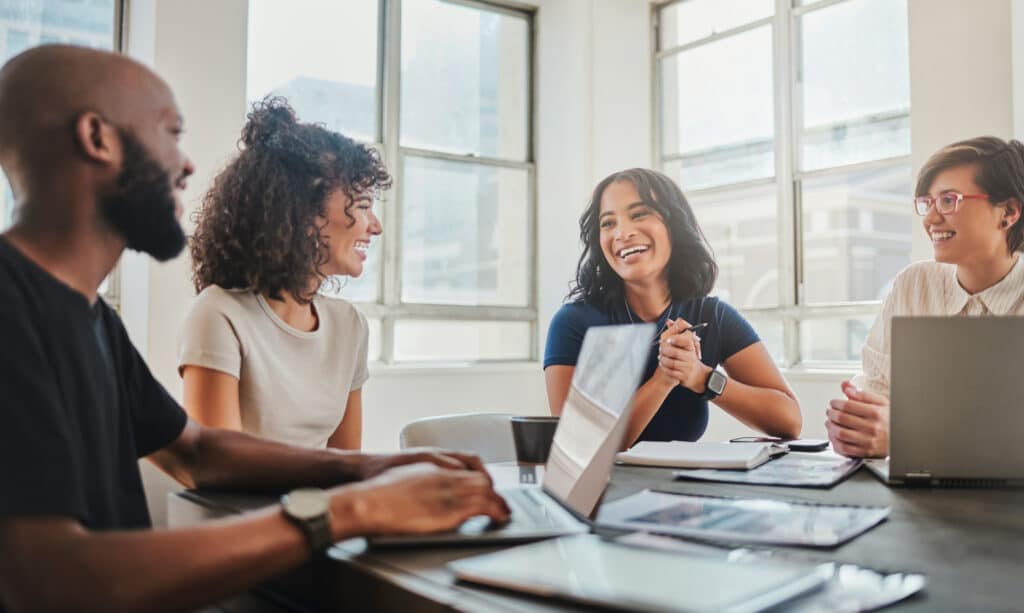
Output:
[913, 191, 989, 216]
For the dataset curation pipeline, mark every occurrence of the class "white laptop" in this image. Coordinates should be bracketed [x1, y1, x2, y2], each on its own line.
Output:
[866, 317, 1024, 486]
[451, 534, 830, 612]
[370, 323, 654, 546]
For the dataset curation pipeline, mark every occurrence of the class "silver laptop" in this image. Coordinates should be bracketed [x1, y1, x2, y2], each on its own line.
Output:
[371, 323, 655, 546]
[866, 317, 1024, 486]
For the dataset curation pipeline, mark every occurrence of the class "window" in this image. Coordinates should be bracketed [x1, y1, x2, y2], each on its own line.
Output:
[655, 0, 910, 367]
[248, 0, 534, 364]
[0, 0, 122, 305]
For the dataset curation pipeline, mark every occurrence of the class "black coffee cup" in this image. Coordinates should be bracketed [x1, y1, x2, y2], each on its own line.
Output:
[510, 416, 560, 464]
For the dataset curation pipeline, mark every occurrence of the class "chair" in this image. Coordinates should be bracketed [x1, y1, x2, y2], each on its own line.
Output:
[399, 412, 517, 463]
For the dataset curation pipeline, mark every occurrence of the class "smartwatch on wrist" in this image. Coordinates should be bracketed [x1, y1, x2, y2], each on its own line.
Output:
[281, 488, 332, 554]
[700, 366, 728, 401]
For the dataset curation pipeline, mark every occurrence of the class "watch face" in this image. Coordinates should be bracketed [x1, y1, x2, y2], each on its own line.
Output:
[284, 488, 329, 520]
[708, 370, 727, 394]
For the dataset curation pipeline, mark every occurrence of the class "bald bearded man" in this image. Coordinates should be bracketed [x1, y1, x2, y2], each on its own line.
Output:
[0, 46, 508, 613]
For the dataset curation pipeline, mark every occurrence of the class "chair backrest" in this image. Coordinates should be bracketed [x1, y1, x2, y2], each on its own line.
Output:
[399, 412, 517, 464]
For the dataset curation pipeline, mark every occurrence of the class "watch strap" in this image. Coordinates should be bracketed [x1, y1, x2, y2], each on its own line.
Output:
[281, 491, 333, 554]
[301, 513, 332, 553]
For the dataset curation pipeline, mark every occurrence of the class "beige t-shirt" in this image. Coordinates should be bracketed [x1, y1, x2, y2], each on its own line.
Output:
[178, 286, 369, 448]
[853, 256, 1024, 396]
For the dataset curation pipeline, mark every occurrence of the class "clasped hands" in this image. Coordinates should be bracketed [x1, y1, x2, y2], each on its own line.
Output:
[655, 318, 710, 393]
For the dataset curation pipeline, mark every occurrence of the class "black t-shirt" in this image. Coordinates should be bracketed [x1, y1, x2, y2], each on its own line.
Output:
[0, 237, 187, 530]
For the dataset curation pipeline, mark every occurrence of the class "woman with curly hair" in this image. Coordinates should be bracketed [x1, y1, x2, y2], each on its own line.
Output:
[544, 169, 801, 447]
[178, 98, 391, 449]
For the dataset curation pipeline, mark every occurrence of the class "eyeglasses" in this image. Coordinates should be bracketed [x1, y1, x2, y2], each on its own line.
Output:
[913, 191, 989, 216]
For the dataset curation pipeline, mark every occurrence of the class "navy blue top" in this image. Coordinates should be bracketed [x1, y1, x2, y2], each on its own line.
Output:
[544, 297, 760, 442]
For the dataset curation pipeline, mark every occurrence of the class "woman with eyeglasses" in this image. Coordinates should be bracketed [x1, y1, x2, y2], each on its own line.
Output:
[544, 168, 802, 448]
[827, 136, 1024, 458]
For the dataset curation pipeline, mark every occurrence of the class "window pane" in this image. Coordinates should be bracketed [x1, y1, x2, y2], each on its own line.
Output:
[744, 316, 784, 364]
[365, 317, 382, 362]
[660, 25, 774, 189]
[686, 183, 779, 308]
[247, 0, 379, 143]
[401, 156, 529, 306]
[797, 0, 909, 171]
[801, 164, 911, 304]
[0, 0, 116, 232]
[401, 0, 528, 160]
[659, 0, 773, 49]
[395, 320, 531, 361]
[800, 316, 874, 362]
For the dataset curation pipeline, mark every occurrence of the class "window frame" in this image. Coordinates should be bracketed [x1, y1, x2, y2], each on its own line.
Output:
[652, 0, 910, 368]
[326, 0, 537, 365]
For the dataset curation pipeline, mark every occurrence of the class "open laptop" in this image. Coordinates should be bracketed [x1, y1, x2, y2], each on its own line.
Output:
[866, 316, 1024, 486]
[371, 323, 654, 546]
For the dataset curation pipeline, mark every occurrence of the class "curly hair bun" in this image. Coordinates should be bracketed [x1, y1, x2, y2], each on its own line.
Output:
[241, 96, 298, 148]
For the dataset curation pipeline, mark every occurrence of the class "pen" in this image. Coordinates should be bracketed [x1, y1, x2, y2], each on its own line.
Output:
[653, 322, 709, 345]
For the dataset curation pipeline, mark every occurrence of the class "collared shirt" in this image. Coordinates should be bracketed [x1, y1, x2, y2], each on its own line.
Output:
[853, 256, 1024, 396]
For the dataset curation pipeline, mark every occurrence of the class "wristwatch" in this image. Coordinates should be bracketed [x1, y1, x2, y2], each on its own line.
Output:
[699, 366, 728, 401]
[280, 488, 332, 554]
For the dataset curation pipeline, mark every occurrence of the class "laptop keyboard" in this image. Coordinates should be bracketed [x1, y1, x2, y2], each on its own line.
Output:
[502, 487, 562, 528]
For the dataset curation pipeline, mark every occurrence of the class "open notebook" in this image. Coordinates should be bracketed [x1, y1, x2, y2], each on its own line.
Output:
[617, 441, 786, 469]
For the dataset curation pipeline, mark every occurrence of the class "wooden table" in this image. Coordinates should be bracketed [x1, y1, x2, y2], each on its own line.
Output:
[170, 464, 1024, 612]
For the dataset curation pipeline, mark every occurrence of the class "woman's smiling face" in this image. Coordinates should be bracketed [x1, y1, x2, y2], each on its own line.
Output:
[318, 189, 382, 278]
[598, 180, 672, 285]
[922, 164, 1008, 266]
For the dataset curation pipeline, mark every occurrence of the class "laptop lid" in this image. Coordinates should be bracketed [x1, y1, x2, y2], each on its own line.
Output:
[890, 316, 1024, 484]
[450, 534, 829, 612]
[542, 323, 654, 518]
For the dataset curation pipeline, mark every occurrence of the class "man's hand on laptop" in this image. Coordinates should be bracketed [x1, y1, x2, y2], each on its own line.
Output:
[328, 463, 511, 538]
[825, 381, 890, 458]
[353, 448, 491, 481]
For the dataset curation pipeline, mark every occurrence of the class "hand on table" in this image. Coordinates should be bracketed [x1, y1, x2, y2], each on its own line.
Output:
[825, 380, 890, 458]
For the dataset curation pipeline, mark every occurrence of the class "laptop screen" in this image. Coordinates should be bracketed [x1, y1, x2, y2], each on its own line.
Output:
[543, 323, 653, 517]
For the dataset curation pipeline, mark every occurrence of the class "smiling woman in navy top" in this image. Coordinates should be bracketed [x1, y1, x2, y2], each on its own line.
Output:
[544, 168, 802, 447]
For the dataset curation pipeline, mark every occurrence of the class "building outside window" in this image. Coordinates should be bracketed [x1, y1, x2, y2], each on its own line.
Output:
[248, 0, 534, 364]
[655, 0, 911, 366]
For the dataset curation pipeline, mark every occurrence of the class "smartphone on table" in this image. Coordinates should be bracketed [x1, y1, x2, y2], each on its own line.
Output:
[729, 436, 829, 452]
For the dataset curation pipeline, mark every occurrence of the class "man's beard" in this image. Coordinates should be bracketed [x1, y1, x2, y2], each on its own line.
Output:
[99, 129, 186, 262]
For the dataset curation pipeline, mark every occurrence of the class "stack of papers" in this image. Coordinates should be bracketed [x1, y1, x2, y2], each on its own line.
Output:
[617, 441, 785, 469]
[597, 489, 890, 547]
[674, 455, 863, 488]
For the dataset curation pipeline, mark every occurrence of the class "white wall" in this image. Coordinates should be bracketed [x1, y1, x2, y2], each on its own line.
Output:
[1015, 0, 1024, 139]
[132, 0, 249, 527]
[907, 0, 1016, 262]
